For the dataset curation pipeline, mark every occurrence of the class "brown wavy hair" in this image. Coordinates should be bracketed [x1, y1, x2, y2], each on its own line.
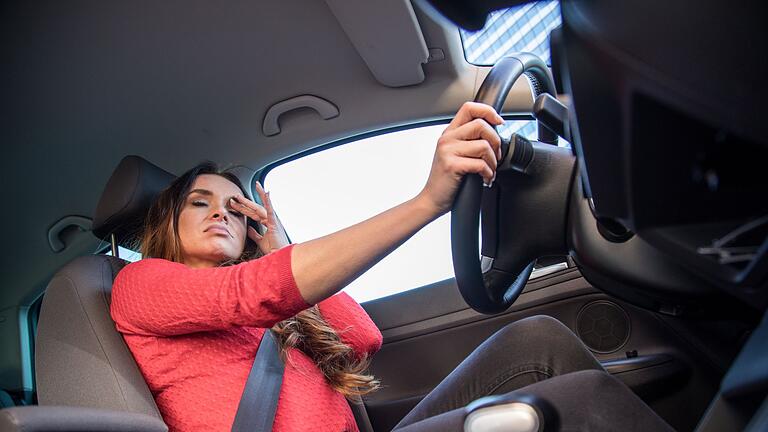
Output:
[140, 161, 379, 398]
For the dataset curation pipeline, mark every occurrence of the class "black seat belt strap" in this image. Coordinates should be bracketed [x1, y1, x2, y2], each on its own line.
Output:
[231, 330, 284, 432]
[349, 395, 375, 432]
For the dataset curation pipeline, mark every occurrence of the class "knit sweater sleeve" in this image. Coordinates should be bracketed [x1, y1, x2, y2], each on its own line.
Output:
[111, 244, 310, 336]
[317, 292, 383, 359]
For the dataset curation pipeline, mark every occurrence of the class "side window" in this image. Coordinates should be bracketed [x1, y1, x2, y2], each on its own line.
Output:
[105, 246, 142, 262]
[264, 121, 538, 303]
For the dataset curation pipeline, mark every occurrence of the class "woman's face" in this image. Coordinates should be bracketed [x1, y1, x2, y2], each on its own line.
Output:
[177, 174, 248, 268]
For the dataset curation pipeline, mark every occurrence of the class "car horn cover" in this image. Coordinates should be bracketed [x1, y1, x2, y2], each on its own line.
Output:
[451, 54, 576, 314]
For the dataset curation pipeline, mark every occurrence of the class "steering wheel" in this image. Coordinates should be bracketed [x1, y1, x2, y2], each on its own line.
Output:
[451, 53, 577, 314]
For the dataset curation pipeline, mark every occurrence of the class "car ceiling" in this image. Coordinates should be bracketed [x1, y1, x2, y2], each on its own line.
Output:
[1, 0, 537, 307]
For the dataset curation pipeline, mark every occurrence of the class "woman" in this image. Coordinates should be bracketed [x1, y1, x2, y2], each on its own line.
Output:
[112, 165, 383, 431]
[111, 103, 671, 431]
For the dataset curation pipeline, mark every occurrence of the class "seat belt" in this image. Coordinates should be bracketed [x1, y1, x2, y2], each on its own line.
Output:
[348, 395, 375, 432]
[231, 329, 375, 432]
[231, 330, 284, 432]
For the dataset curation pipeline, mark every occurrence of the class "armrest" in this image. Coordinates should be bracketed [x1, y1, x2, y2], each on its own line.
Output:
[0, 406, 168, 432]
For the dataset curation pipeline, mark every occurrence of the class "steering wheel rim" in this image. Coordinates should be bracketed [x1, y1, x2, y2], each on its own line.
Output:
[451, 54, 560, 314]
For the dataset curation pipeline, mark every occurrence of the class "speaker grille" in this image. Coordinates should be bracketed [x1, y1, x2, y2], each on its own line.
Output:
[576, 301, 630, 354]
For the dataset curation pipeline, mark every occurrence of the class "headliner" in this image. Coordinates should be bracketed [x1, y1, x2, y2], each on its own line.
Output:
[0, 0, 536, 308]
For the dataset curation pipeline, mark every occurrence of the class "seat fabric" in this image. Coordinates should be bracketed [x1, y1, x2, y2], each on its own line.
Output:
[35, 254, 163, 420]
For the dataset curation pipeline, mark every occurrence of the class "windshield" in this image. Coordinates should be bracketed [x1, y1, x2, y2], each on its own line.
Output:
[460, 1, 561, 65]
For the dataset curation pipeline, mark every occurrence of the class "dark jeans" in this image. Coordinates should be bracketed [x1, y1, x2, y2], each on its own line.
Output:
[391, 315, 673, 432]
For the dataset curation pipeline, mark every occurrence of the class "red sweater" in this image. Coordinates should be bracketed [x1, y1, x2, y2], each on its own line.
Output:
[111, 245, 383, 432]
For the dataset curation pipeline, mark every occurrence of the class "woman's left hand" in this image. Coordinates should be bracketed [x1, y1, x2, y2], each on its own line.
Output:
[229, 182, 291, 255]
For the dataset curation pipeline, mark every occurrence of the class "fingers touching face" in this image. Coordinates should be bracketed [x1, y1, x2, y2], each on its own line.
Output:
[228, 191, 267, 223]
[177, 174, 248, 267]
[229, 182, 276, 244]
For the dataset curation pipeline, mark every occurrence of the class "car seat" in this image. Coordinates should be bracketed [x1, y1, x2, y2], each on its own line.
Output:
[0, 156, 173, 431]
[0, 155, 549, 432]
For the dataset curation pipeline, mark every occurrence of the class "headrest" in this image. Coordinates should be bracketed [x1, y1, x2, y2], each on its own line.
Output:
[92, 156, 176, 246]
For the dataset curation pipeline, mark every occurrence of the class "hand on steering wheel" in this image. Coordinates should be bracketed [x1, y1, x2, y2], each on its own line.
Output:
[419, 102, 504, 215]
[451, 54, 575, 315]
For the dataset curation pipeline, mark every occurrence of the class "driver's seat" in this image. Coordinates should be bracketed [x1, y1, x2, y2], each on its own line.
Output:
[0, 155, 378, 432]
[8, 156, 174, 430]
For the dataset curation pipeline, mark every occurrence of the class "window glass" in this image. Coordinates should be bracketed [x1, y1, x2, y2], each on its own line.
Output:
[265, 121, 537, 303]
[105, 246, 142, 262]
[460, 1, 562, 66]
[500, 121, 537, 142]
[499, 118, 571, 149]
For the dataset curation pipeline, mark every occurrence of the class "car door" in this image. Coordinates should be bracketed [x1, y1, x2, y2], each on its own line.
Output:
[261, 121, 720, 432]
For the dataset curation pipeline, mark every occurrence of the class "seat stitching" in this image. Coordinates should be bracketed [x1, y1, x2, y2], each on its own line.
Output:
[99, 257, 163, 419]
[54, 269, 130, 411]
[97, 258, 134, 409]
[98, 257, 163, 418]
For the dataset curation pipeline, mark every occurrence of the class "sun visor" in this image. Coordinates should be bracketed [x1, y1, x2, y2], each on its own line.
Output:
[326, 0, 429, 87]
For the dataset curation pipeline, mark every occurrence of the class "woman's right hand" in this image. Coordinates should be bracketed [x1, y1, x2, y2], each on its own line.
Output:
[291, 102, 504, 305]
[417, 102, 504, 216]
[230, 182, 291, 255]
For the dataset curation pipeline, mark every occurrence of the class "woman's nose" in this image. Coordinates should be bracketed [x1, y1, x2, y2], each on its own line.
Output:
[210, 205, 229, 222]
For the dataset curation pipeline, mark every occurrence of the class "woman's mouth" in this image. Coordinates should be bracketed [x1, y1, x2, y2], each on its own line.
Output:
[205, 225, 232, 237]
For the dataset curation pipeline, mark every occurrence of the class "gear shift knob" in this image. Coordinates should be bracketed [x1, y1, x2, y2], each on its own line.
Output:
[463, 393, 558, 432]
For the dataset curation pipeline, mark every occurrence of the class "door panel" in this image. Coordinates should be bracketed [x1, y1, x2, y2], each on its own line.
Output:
[364, 267, 593, 341]
[360, 268, 720, 432]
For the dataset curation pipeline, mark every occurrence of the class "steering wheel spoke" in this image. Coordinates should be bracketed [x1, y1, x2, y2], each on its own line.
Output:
[451, 54, 575, 314]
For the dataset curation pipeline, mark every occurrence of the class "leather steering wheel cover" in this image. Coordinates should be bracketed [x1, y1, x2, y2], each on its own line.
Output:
[451, 55, 551, 314]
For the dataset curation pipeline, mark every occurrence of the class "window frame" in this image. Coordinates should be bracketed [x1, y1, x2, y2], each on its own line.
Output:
[256, 115, 536, 186]
[255, 115, 539, 302]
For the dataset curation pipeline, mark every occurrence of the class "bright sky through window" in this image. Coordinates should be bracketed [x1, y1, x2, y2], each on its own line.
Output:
[266, 125, 452, 303]
[265, 121, 542, 303]
[263, 3, 565, 302]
